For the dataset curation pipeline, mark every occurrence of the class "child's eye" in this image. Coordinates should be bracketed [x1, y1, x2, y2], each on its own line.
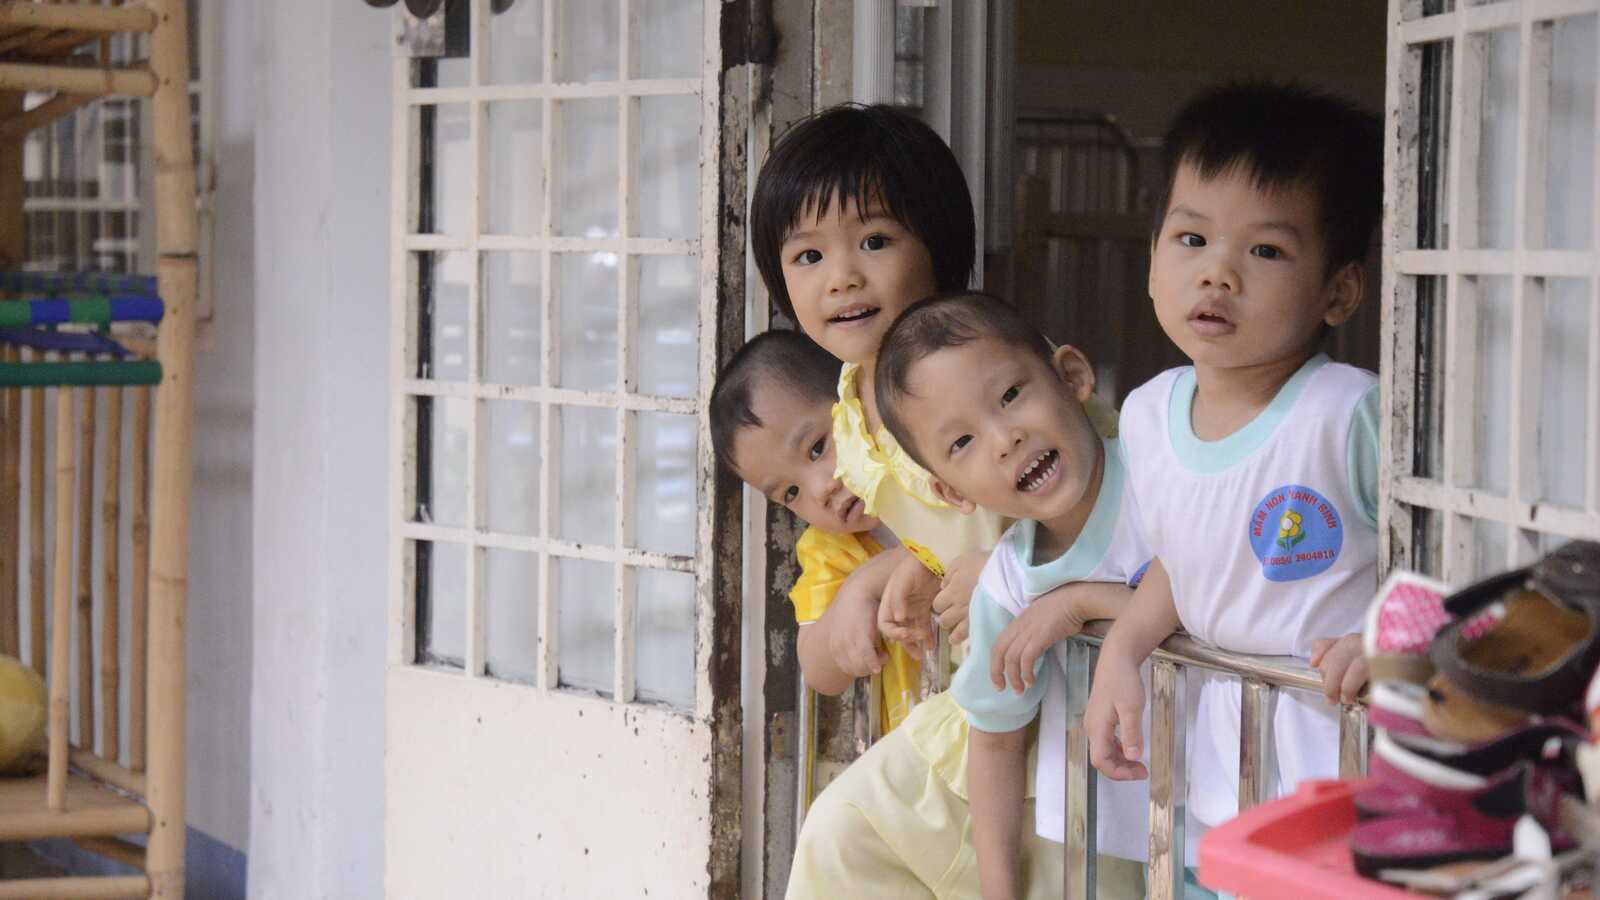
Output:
[792, 249, 822, 266]
[808, 436, 827, 461]
[1251, 244, 1284, 260]
[782, 486, 799, 504]
[1177, 233, 1206, 248]
[1000, 385, 1020, 406]
[949, 434, 972, 455]
[861, 234, 888, 251]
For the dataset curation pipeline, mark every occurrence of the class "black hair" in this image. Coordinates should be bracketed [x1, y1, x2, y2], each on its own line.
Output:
[709, 329, 843, 474]
[1152, 81, 1382, 274]
[875, 292, 1053, 470]
[750, 103, 975, 321]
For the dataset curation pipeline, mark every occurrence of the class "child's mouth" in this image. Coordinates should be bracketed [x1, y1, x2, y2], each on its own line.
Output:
[1016, 450, 1060, 493]
[1188, 310, 1235, 336]
[839, 496, 861, 522]
[828, 305, 879, 326]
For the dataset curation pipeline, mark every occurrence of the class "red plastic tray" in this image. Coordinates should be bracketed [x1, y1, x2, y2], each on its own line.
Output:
[1197, 779, 1415, 899]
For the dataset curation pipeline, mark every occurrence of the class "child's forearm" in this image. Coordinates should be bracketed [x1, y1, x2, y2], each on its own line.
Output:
[968, 726, 1029, 900]
[795, 548, 906, 694]
[1099, 559, 1181, 663]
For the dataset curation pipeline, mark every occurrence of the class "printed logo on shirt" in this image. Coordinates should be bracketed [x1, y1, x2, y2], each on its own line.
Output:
[1248, 484, 1342, 581]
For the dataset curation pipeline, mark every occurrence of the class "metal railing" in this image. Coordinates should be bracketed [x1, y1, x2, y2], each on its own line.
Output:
[791, 621, 1369, 900]
[1063, 621, 1369, 900]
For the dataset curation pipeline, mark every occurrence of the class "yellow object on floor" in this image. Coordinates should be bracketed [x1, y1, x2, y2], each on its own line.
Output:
[0, 655, 45, 775]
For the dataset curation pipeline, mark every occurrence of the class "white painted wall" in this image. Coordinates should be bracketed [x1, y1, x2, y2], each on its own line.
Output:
[184, 0, 256, 854]
[247, 1, 390, 896]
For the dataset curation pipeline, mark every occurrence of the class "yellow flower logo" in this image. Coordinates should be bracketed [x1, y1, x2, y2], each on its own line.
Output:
[1277, 511, 1306, 550]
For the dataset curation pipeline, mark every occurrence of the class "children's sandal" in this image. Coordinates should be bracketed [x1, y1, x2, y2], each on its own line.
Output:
[1429, 541, 1600, 719]
[1355, 723, 1585, 821]
[1364, 569, 1495, 684]
[1350, 734, 1579, 877]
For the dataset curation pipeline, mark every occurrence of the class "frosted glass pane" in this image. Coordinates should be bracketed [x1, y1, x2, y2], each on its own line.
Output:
[637, 1, 702, 79]
[638, 94, 700, 239]
[1472, 276, 1511, 494]
[423, 396, 471, 528]
[420, 541, 468, 667]
[557, 252, 617, 390]
[483, 252, 542, 386]
[484, 400, 541, 535]
[425, 251, 471, 382]
[486, 101, 545, 236]
[488, 0, 545, 85]
[634, 412, 696, 557]
[1545, 16, 1596, 251]
[1475, 29, 1518, 250]
[485, 548, 540, 683]
[557, 558, 613, 694]
[557, 405, 615, 546]
[556, 99, 618, 237]
[635, 568, 694, 708]
[637, 255, 698, 397]
[1539, 279, 1591, 508]
[557, 0, 618, 82]
[426, 104, 472, 236]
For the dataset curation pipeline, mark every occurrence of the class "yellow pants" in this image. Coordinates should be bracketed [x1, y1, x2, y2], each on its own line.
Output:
[786, 705, 1144, 900]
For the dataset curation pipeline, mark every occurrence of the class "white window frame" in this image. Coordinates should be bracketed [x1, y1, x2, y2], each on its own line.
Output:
[388, 0, 733, 715]
[1381, 0, 1600, 581]
[19, 1, 218, 328]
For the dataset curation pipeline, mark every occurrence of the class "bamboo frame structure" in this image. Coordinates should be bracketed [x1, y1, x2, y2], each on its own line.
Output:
[0, 3, 198, 896]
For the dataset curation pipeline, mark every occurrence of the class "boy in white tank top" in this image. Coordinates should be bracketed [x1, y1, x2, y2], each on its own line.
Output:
[1083, 83, 1385, 848]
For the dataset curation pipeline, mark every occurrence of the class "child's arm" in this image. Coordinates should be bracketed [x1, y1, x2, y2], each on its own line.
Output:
[877, 551, 941, 651]
[968, 725, 1028, 900]
[1084, 558, 1181, 781]
[933, 550, 989, 642]
[1310, 633, 1369, 704]
[795, 547, 904, 695]
[991, 581, 1132, 695]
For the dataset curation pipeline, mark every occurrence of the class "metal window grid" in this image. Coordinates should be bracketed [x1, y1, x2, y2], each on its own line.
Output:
[1383, 0, 1600, 584]
[391, 0, 715, 714]
[20, 0, 216, 322]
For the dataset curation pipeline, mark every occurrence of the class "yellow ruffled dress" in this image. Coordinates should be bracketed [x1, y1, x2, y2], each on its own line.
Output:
[789, 527, 919, 733]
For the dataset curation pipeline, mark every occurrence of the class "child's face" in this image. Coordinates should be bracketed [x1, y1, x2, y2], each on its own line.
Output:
[1148, 161, 1361, 372]
[730, 384, 879, 534]
[899, 338, 1103, 525]
[779, 194, 939, 366]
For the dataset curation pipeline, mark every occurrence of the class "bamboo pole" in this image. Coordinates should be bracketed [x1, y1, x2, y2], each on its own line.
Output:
[0, 3, 157, 34]
[0, 29, 42, 64]
[0, 876, 148, 900]
[0, 344, 18, 657]
[70, 746, 146, 796]
[47, 388, 73, 811]
[0, 92, 96, 144]
[145, 0, 198, 889]
[0, 62, 156, 98]
[72, 835, 146, 871]
[28, 353, 45, 675]
[128, 386, 147, 772]
[76, 385, 95, 751]
[101, 386, 121, 760]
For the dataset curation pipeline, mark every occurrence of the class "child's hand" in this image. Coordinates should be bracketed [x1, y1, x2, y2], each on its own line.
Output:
[878, 552, 939, 652]
[989, 585, 1093, 694]
[934, 550, 988, 643]
[1310, 633, 1368, 705]
[826, 578, 888, 678]
[1085, 651, 1148, 781]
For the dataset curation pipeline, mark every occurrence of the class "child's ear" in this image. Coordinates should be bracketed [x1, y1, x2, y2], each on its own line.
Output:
[931, 478, 977, 515]
[1324, 261, 1365, 326]
[1051, 344, 1098, 404]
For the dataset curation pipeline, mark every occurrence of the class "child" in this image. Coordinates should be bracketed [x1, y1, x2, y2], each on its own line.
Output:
[751, 103, 1068, 899]
[1084, 83, 1383, 854]
[875, 293, 1152, 899]
[709, 330, 927, 732]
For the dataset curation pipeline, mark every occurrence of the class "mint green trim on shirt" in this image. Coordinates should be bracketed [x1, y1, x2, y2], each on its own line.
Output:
[1167, 354, 1329, 474]
[953, 437, 1126, 734]
[1347, 385, 1380, 530]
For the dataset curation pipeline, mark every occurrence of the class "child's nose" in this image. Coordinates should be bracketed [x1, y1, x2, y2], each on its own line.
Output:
[1198, 252, 1239, 292]
[825, 257, 864, 293]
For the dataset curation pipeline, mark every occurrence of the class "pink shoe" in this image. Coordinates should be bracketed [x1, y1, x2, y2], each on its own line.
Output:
[1364, 570, 1500, 685]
